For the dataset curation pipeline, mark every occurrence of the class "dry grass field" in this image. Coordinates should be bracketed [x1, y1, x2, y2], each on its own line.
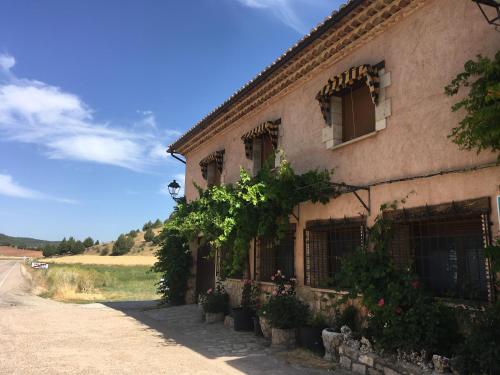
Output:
[43, 255, 157, 266]
[0, 246, 42, 258]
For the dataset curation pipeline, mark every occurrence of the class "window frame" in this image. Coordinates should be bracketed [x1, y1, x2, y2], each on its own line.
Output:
[304, 218, 366, 289]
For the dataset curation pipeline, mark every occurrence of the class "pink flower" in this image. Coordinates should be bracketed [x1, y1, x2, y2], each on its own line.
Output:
[207, 288, 213, 294]
[377, 298, 385, 307]
[272, 291, 278, 296]
[270, 276, 275, 281]
[395, 306, 402, 315]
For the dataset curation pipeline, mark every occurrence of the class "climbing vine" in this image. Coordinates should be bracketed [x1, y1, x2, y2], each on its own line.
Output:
[154, 158, 336, 303]
[445, 51, 500, 160]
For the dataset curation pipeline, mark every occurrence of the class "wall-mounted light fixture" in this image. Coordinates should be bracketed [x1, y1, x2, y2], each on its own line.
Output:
[473, 0, 500, 26]
[167, 179, 182, 202]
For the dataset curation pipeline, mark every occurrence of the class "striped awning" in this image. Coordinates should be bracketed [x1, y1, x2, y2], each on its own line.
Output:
[241, 119, 281, 159]
[199, 150, 225, 180]
[316, 64, 380, 123]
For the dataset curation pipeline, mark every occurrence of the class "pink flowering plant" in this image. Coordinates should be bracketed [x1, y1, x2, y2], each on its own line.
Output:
[201, 280, 229, 314]
[261, 270, 309, 329]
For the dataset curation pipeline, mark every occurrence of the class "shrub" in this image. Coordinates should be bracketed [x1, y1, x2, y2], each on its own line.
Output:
[454, 302, 500, 375]
[112, 234, 134, 256]
[144, 228, 155, 243]
[264, 271, 310, 329]
[152, 229, 192, 305]
[142, 221, 153, 231]
[83, 237, 94, 248]
[201, 282, 229, 313]
[306, 311, 328, 328]
[240, 279, 259, 310]
[153, 219, 162, 228]
[334, 305, 359, 332]
[42, 244, 58, 257]
[128, 230, 138, 238]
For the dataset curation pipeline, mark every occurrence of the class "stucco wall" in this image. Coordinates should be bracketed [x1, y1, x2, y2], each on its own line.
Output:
[181, 0, 500, 302]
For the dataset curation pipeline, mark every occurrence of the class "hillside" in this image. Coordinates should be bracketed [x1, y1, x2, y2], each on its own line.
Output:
[0, 233, 58, 249]
[85, 228, 162, 257]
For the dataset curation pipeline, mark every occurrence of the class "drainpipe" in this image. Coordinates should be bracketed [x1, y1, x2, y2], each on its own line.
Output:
[169, 151, 186, 164]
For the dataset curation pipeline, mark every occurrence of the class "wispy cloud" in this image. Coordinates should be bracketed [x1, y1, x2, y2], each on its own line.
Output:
[0, 173, 77, 204]
[0, 53, 179, 172]
[235, 0, 333, 34]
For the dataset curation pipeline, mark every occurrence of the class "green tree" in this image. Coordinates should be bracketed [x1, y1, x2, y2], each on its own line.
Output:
[42, 244, 58, 257]
[83, 237, 94, 248]
[57, 237, 68, 254]
[445, 51, 500, 160]
[112, 234, 134, 256]
[153, 219, 162, 228]
[128, 230, 138, 238]
[95, 240, 100, 245]
[144, 228, 155, 242]
[142, 221, 153, 231]
[73, 240, 86, 254]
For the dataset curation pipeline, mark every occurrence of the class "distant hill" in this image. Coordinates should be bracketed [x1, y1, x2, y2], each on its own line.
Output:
[85, 228, 162, 257]
[0, 233, 59, 250]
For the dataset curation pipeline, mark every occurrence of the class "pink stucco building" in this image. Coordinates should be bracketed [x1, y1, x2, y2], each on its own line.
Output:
[168, 0, 500, 308]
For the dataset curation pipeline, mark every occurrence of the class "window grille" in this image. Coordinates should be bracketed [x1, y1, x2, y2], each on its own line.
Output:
[256, 226, 295, 282]
[390, 214, 491, 301]
[304, 219, 365, 288]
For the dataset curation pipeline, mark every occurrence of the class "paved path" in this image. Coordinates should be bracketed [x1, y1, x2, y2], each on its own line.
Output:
[0, 260, 343, 374]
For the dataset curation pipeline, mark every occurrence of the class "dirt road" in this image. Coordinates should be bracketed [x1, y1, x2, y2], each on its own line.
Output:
[0, 260, 338, 374]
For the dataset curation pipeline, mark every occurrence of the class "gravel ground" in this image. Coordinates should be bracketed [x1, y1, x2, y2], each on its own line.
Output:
[0, 260, 347, 375]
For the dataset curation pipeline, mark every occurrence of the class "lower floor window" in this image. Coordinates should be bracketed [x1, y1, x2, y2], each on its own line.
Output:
[256, 226, 295, 282]
[304, 219, 365, 288]
[391, 214, 490, 301]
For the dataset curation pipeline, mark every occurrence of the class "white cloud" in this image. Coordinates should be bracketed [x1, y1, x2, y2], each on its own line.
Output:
[0, 54, 178, 172]
[0, 173, 77, 204]
[235, 0, 332, 34]
[0, 53, 15, 71]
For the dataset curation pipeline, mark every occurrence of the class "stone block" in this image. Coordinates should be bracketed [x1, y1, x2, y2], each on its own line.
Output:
[353, 363, 367, 374]
[205, 312, 225, 324]
[340, 356, 352, 369]
[368, 369, 383, 375]
[343, 345, 360, 360]
[375, 118, 387, 131]
[224, 315, 234, 329]
[380, 72, 391, 88]
[359, 354, 375, 367]
[384, 367, 400, 375]
[271, 327, 296, 349]
[322, 126, 333, 142]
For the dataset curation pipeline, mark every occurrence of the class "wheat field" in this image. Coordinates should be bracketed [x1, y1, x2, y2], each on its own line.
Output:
[43, 255, 157, 266]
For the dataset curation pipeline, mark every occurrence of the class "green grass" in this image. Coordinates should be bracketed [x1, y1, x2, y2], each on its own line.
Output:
[32, 263, 161, 303]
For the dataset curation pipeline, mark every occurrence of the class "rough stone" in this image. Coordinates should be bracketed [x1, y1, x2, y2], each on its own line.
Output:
[205, 312, 225, 324]
[359, 354, 375, 367]
[340, 356, 352, 370]
[360, 337, 374, 353]
[259, 316, 272, 338]
[343, 345, 360, 360]
[368, 369, 383, 375]
[384, 367, 400, 375]
[353, 363, 367, 374]
[432, 355, 450, 373]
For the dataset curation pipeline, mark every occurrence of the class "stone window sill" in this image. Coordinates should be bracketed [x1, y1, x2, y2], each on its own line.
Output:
[331, 130, 379, 151]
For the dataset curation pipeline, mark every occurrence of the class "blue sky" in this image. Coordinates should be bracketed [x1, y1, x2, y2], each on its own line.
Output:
[0, 0, 340, 242]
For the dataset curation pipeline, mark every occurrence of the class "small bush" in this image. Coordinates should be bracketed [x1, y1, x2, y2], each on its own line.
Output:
[144, 228, 155, 243]
[83, 237, 94, 248]
[201, 282, 229, 313]
[112, 234, 134, 256]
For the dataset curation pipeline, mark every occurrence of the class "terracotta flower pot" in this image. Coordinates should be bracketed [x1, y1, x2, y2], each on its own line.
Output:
[259, 316, 272, 338]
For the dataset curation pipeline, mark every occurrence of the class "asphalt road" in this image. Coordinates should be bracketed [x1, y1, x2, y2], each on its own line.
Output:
[0, 260, 338, 375]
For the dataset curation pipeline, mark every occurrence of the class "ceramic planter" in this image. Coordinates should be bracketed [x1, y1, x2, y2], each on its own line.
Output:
[271, 327, 296, 349]
[259, 316, 272, 338]
[298, 326, 327, 354]
[232, 307, 253, 331]
[322, 328, 343, 361]
[205, 312, 225, 324]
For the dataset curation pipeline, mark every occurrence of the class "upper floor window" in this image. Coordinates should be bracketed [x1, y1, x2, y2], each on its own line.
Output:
[199, 150, 224, 187]
[317, 64, 380, 145]
[332, 82, 375, 142]
[241, 119, 280, 175]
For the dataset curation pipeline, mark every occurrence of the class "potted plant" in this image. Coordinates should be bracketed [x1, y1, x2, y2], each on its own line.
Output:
[201, 281, 229, 323]
[266, 270, 309, 348]
[232, 279, 259, 331]
[298, 312, 328, 354]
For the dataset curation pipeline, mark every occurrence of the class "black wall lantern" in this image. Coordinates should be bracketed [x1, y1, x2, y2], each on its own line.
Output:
[473, 0, 500, 26]
[167, 179, 182, 202]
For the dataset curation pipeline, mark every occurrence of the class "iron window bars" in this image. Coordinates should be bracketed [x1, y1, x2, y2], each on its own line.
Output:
[255, 225, 296, 282]
[304, 218, 366, 289]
